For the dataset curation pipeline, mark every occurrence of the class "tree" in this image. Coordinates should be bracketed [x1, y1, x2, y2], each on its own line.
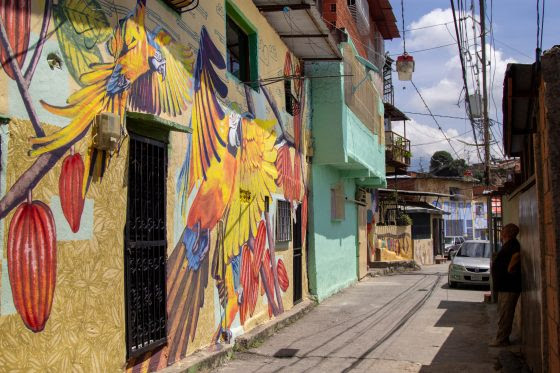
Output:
[430, 151, 453, 174]
[429, 151, 467, 177]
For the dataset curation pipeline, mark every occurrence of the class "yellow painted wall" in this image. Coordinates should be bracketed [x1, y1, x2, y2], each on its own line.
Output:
[0, 0, 310, 371]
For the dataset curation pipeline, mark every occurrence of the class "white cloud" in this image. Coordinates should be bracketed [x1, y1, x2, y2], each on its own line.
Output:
[406, 8, 456, 51]
[388, 7, 518, 167]
[392, 119, 475, 162]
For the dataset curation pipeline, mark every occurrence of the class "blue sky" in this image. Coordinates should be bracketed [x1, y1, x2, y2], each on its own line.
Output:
[384, 0, 559, 170]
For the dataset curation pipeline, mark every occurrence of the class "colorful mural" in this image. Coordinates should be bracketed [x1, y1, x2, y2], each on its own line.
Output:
[374, 225, 413, 261]
[0, 0, 309, 371]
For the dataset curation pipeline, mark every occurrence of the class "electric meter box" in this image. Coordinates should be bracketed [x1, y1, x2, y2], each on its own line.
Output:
[94, 112, 121, 151]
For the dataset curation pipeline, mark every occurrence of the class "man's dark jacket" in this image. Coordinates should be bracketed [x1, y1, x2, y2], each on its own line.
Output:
[491, 237, 521, 293]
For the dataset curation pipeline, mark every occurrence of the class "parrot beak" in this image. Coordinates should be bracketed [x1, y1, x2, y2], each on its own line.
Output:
[149, 51, 167, 81]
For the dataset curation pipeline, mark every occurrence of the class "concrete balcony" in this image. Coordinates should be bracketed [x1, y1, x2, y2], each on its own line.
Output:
[307, 55, 386, 188]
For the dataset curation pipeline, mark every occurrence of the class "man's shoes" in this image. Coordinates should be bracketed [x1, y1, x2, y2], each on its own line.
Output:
[488, 339, 510, 347]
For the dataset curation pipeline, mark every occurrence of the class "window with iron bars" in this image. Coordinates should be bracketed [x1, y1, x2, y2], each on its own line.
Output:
[284, 79, 298, 116]
[276, 200, 292, 242]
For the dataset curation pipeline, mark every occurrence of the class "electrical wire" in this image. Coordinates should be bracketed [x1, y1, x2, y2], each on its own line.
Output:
[399, 20, 457, 33]
[410, 80, 461, 159]
[411, 130, 472, 147]
[450, 0, 483, 163]
[401, 0, 406, 53]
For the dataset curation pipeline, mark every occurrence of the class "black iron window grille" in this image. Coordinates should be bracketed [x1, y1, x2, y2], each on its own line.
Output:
[125, 133, 168, 359]
[285, 79, 298, 116]
[276, 200, 292, 242]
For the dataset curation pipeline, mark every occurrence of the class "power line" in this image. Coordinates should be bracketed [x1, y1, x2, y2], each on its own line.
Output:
[411, 130, 472, 147]
[404, 111, 466, 120]
[450, 0, 483, 163]
[399, 20, 457, 33]
[493, 38, 533, 60]
[410, 80, 461, 159]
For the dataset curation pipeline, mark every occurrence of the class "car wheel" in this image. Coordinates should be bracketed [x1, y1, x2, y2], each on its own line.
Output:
[449, 281, 457, 288]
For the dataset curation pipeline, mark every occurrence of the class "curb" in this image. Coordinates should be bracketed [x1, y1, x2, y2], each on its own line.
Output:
[234, 299, 316, 351]
[366, 260, 420, 277]
[160, 299, 316, 373]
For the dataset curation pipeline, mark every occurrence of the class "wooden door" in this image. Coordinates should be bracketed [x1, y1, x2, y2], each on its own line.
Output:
[357, 205, 368, 279]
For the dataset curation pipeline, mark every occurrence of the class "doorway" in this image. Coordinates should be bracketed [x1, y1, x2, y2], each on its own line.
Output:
[357, 205, 368, 279]
[124, 132, 168, 358]
[293, 204, 303, 304]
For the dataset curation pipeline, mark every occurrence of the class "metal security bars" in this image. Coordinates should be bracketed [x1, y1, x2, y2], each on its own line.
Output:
[276, 200, 292, 242]
[125, 133, 168, 359]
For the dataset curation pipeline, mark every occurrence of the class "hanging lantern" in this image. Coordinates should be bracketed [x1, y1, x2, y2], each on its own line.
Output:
[396, 53, 415, 81]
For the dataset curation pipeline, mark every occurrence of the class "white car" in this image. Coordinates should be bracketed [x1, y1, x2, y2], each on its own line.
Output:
[448, 240, 491, 288]
[444, 236, 465, 258]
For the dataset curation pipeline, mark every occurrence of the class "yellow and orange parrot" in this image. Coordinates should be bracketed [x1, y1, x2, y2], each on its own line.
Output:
[30, 0, 193, 193]
[168, 24, 278, 361]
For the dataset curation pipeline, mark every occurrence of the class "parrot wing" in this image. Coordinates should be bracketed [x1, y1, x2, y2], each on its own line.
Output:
[166, 232, 209, 365]
[223, 118, 278, 263]
[128, 30, 194, 117]
[177, 26, 229, 213]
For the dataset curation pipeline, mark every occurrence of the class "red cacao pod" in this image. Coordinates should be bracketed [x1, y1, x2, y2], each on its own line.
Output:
[277, 259, 289, 292]
[59, 153, 85, 233]
[7, 198, 57, 332]
[252, 220, 266, 278]
[240, 244, 252, 325]
[275, 146, 294, 200]
[0, 0, 31, 80]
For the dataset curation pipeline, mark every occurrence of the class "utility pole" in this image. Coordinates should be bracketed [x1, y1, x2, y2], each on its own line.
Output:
[479, 0, 495, 301]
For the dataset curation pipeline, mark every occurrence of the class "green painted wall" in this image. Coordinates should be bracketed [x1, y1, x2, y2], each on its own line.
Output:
[307, 61, 346, 165]
[308, 165, 358, 301]
[344, 106, 386, 186]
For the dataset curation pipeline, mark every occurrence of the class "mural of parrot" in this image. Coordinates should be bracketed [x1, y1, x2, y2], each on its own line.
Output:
[165, 24, 279, 364]
[29, 0, 193, 193]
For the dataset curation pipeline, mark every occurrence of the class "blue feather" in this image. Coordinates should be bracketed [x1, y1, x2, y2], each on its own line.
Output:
[182, 222, 209, 271]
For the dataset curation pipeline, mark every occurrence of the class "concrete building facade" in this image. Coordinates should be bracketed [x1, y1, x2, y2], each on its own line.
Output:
[306, 0, 399, 301]
[0, 0, 320, 370]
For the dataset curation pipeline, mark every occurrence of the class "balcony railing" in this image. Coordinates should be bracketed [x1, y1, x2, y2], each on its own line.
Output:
[385, 131, 411, 168]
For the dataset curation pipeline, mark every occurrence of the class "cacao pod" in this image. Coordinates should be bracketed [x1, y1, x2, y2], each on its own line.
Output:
[0, 0, 31, 80]
[262, 250, 275, 302]
[275, 146, 294, 200]
[252, 220, 266, 278]
[59, 153, 85, 233]
[240, 244, 252, 325]
[277, 259, 289, 292]
[7, 199, 57, 332]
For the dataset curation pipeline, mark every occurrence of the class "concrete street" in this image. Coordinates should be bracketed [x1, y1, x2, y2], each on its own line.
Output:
[214, 263, 502, 373]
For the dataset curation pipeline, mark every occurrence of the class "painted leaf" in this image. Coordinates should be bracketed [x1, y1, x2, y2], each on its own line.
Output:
[59, 152, 85, 233]
[54, 0, 111, 86]
[62, 0, 112, 49]
[0, 0, 31, 80]
[7, 199, 57, 332]
[277, 259, 289, 292]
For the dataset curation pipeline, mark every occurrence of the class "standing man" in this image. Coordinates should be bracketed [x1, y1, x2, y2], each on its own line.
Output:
[489, 223, 521, 347]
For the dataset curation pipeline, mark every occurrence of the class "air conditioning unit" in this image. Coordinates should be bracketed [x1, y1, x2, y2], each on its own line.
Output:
[93, 112, 121, 151]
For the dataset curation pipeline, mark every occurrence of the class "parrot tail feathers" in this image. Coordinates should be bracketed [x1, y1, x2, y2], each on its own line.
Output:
[29, 93, 106, 156]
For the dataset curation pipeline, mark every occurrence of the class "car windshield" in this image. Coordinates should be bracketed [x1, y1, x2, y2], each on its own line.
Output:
[457, 242, 491, 258]
[445, 238, 453, 244]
